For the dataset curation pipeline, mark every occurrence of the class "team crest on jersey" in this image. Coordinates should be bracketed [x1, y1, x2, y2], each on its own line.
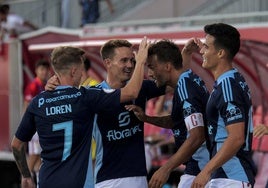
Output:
[226, 102, 242, 122]
[103, 88, 115, 93]
[208, 125, 213, 135]
[193, 78, 201, 86]
[183, 101, 196, 117]
[173, 129, 180, 137]
[118, 111, 130, 127]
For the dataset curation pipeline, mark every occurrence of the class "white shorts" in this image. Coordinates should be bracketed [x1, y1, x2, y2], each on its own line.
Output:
[178, 174, 202, 188]
[207, 178, 252, 188]
[95, 176, 148, 188]
[178, 174, 196, 188]
[28, 132, 42, 155]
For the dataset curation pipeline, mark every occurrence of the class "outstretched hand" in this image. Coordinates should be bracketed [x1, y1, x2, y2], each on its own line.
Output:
[183, 38, 201, 54]
[254, 124, 268, 138]
[134, 36, 151, 66]
[182, 38, 203, 69]
[125, 104, 147, 122]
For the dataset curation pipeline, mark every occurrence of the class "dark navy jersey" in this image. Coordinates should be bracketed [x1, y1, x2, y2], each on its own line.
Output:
[206, 69, 255, 185]
[15, 86, 120, 188]
[171, 69, 210, 176]
[93, 80, 165, 183]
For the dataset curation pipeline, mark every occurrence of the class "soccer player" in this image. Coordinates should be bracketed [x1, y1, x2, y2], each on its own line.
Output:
[11, 37, 149, 188]
[191, 23, 255, 188]
[93, 39, 167, 188]
[125, 39, 210, 188]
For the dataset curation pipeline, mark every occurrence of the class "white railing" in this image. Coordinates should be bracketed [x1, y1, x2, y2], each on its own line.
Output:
[83, 11, 268, 37]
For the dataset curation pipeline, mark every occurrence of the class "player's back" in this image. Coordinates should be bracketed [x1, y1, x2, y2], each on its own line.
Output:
[22, 86, 120, 188]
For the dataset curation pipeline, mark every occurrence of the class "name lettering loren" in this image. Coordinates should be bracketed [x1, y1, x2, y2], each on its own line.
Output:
[46, 104, 72, 116]
[106, 125, 142, 141]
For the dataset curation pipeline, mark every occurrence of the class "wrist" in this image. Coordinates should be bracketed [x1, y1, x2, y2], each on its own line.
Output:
[182, 47, 192, 55]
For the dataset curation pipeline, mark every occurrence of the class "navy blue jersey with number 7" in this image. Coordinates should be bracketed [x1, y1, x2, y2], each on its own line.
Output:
[15, 86, 120, 188]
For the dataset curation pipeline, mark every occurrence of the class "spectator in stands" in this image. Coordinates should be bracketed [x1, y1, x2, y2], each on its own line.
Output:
[0, 4, 38, 41]
[79, 0, 114, 26]
[24, 59, 50, 185]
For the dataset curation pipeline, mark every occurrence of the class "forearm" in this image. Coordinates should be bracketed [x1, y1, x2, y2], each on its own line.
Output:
[121, 59, 144, 101]
[121, 37, 148, 102]
[144, 115, 173, 129]
[12, 139, 32, 178]
[181, 47, 192, 70]
[202, 136, 243, 175]
[162, 129, 205, 172]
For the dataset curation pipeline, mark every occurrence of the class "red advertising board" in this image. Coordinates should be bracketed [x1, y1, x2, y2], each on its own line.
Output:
[0, 43, 10, 150]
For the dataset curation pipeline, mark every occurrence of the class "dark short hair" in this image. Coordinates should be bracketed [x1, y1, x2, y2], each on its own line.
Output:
[84, 58, 91, 71]
[0, 4, 9, 14]
[148, 39, 183, 69]
[100, 39, 132, 60]
[204, 23, 240, 60]
[35, 59, 50, 69]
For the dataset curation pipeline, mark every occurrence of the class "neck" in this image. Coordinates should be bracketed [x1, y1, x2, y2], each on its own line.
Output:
[212, 61, 233, 80]
[58, 75, 76, 87]
[170, 68, 183, 88]
[105, 77, 127, 89]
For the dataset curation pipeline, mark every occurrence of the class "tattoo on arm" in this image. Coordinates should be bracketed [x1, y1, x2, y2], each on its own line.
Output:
[13, 144, 32, 178]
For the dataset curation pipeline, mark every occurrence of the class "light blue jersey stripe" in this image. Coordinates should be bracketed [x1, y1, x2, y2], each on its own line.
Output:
[92, 114, 103, 183]
[83, 115, 98, 188]
[245, 106, 254, 151]
[222, 79, 233, 102]
[219, 141, 249, 183]
[178, 78, 188, 100]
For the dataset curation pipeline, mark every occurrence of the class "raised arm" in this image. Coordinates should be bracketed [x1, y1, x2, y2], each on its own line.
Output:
[120, 37, 150, 102]
[181, 38, 201, 70]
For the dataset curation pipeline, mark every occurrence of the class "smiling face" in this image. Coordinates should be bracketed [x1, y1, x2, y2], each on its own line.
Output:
[200, 34, 221, 72]
[106, 46, 135, 84]
[147, 55, 169, 88]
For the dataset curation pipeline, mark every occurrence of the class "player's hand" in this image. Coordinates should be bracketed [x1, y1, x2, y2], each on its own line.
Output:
[182, 38, 200, 55]
[21, 177, 36, 188]
[191, 171, 210, 188]
[182, 38, 202, 69]
[149, 166, 170, 188]
[254, 124, 268, 138]
[134, 36, 151, 66]
[125, 104, 146, 122]
[45, 75, 59, 91]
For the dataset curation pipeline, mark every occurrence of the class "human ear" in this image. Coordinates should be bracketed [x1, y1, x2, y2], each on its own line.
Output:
[218, 49, 226, 59]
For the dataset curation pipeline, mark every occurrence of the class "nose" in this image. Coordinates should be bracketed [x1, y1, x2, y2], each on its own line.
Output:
[126, 59, 135, 67]
[199, 46, 204, 54]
